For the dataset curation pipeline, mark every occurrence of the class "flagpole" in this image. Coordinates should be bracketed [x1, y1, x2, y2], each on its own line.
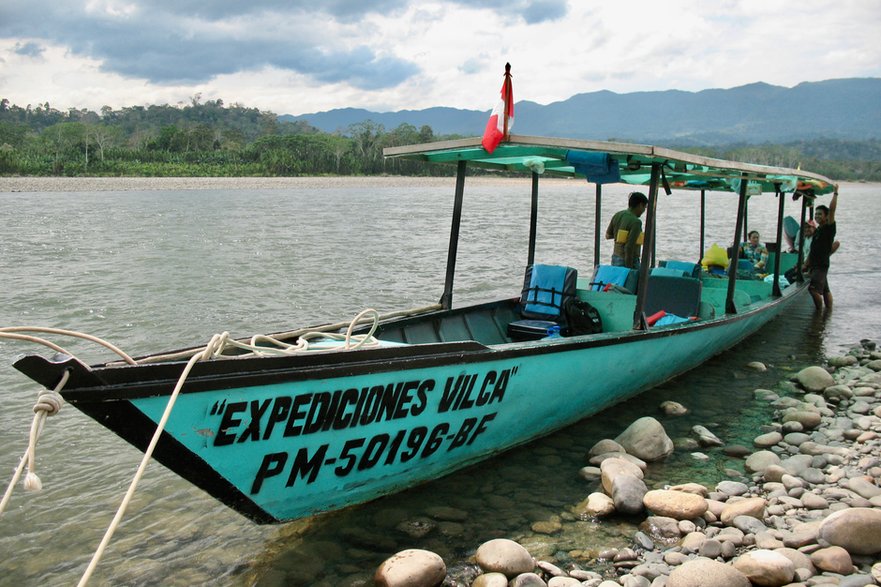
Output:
[502, 63, 512, 140]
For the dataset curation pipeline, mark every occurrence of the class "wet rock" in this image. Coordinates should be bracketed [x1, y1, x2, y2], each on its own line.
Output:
[588, 438, 626, 458]
[692, 425, 724, 447]
[531, 518, 562, 535]
[575, 492, 616, 517]
[732, 549, 795, 586]
[666, 557, 751, 587]
[641, 516, 680, 540]
[601, 457, 645, 492]
[809, 545, 854, 574]
[579, 466, 602, 481]
[547, 577, 581, 587]
[634, 530, 655, 550]
[745, 451, 782, 474]
[374, 549, 447, 587]
[762, 464, 787, 482]
[643, 489, 708, 520]
[754, 431, 783, 447]
[590, 452, 648, 470]
[818, 507, 881, 555]
[475, 539, 535, 577]
[824, 385, 853, 402]
[795, 366, 835, 392]
[660, 400, 689, 416]
[782, 410, 822, 430]
[615, 417, 675, 462]
[722, 444, 752, 458]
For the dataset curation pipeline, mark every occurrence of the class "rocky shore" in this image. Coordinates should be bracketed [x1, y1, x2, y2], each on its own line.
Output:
[374, 340, 881, 587]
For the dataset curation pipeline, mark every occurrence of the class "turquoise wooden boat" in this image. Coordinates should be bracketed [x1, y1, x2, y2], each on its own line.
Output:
[10, 136, 835, 523]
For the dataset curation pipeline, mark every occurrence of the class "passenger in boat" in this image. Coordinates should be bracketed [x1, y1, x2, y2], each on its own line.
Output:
[803, 188, 839, 310]
[739, 231, 769, 272]
[605, 191, 648, 268]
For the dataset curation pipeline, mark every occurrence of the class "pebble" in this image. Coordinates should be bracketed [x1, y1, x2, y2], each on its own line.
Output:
[374, 549, 446, 587]
[375, 349, 881, 587]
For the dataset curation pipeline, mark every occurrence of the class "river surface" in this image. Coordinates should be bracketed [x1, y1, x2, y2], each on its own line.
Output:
[0, 178, 878, 586]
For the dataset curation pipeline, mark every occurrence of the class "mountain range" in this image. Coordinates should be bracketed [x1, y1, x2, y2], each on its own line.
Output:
[281, 78, 881, 146]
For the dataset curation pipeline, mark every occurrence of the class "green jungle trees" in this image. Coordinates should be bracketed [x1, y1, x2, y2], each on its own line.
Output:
[0, 97, 878, 180]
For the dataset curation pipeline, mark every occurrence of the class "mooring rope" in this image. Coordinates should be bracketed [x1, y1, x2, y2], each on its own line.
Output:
[0, 307, 405, 585]
[0, 369, 69, 516]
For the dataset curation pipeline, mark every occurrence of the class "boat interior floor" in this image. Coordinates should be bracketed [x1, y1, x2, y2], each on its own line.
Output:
[364, 262, 798, 347]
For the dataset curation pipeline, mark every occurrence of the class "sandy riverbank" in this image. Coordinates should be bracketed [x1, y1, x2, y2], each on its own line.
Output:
[0, 175, 549, 193]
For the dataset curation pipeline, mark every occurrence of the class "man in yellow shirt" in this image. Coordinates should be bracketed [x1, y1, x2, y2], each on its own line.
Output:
[605, 192, 648, 268]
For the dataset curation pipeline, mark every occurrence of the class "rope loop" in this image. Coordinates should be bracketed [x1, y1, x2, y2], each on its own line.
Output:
[33, 387, 64, 417]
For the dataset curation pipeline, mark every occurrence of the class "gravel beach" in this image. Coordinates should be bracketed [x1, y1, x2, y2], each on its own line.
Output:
[375, 341, 881, 587]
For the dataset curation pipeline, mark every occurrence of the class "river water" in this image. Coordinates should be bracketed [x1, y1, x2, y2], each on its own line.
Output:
[0, 178, 877, 586]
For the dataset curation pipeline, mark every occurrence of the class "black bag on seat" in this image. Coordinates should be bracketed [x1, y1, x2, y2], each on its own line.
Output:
[563, 298, 602, 335]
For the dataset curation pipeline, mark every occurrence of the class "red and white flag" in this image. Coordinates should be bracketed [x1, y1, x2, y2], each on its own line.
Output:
[481, 63, 514, 154]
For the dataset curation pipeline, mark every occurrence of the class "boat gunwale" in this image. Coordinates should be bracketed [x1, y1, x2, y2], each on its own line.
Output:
[14, 280, 808, 403]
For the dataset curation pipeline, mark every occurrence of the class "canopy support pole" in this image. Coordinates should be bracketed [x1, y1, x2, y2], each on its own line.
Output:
[593, 184, 602, 268]
[527, 171, 539, 266]
[441, 160, 466, 310]
[726, 176, 749, 314]
[633, 163, 661, 330]
[771, 185, 785, 297]
[743, 196, 749, 242]
[796, 194, 808, 282]
[699, 189, 706, 264]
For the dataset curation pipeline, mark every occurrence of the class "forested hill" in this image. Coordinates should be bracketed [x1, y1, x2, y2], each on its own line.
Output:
[1, 82, 880, 180]
[284, 78, 881, 146]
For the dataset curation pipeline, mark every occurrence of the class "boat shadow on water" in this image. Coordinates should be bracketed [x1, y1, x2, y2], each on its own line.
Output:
[242, 295, 825, 586]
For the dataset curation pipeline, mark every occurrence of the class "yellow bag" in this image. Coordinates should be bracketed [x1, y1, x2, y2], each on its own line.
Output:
[701, 243, 729, 268]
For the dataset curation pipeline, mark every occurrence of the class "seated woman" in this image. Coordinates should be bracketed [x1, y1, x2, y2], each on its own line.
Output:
[740, 230, 769, 273]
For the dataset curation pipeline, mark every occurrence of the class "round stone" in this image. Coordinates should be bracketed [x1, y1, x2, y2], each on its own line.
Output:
[374, 549, 447, 587]
[732, 549, 795, 586]
[666, 558, 751, 587]
[475, 539, 534, 577]
[818, 507, 881, 555]
[643, 489, 709, 520]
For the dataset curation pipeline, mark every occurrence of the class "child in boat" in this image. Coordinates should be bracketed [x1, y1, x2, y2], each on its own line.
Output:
[739, 231, 769, 272]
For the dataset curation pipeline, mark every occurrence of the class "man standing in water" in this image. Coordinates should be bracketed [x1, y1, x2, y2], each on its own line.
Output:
[605, 192, 648, 268]
[803, 187, 839, 310]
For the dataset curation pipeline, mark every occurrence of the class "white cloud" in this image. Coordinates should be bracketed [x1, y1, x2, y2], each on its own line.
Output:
[0, 0, 879, 115]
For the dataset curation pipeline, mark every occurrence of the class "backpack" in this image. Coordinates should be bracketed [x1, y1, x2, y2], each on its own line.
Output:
[563, 298, 603, 335]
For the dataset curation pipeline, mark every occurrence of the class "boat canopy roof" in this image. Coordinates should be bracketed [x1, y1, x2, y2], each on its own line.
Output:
[384, 135, 836, 196]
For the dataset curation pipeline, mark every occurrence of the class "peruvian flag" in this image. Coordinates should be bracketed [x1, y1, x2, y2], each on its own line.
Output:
[481, 63, 514, 154]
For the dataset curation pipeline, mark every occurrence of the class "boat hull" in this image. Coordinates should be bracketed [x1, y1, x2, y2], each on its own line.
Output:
[14, 285, 805, 523]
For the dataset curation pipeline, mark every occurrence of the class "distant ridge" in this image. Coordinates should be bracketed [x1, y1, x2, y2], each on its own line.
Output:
[281, 78, 881, 146]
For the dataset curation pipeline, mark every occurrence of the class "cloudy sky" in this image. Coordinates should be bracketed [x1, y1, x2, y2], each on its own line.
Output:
[1, 0, 879, 116]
